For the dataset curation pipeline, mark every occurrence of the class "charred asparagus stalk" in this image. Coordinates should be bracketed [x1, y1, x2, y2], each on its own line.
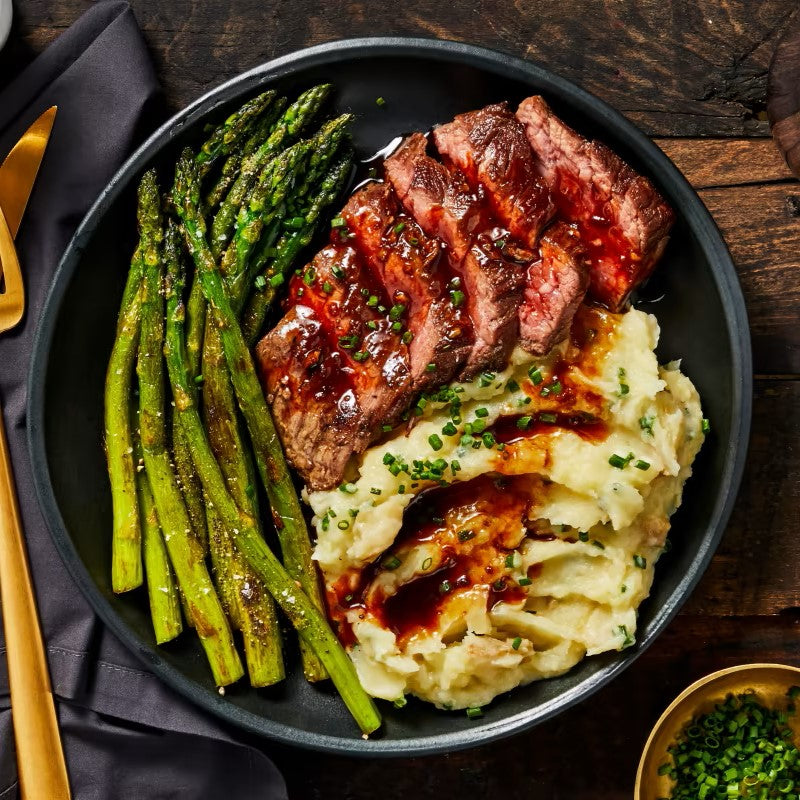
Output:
[105, 242, 144, 594]
[210, 84, 331, 258]
[137, 170, 243, 687]
[167, 173, 380, 731]
[134, 418, 182, 644]
[203, 96, 288, 215]
[195, 90, 276, 178]
[242, 154, 352, 346]
[175, 149, 329, 679]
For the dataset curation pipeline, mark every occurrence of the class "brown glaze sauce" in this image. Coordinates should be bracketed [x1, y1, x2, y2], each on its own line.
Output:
[328, 474, 537, 644]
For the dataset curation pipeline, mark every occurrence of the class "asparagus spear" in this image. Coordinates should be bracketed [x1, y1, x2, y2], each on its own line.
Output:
[203, 96, 288, 214]
[167, 174, 380, 732]
[210, 84, 331, 258]
[175, 149, 329, 680]
[242, 154, 352, 346]
[105, 242, 144, 593]
[201, 316, 284, 686]
[220, 140, 311, 281]
[136, 169, 243, 687]
[134, 418, 182, 644]
[195, 90, 276, 178]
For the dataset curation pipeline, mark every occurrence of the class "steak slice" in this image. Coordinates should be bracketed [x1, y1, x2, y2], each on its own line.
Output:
[257, 243, 412, 491]
[340, 181, 472, 391]
[519, 222, 589, 356]
[433, 102, 555, 249]
[516, 95, 674, 310]
[385, 133, 526, 377]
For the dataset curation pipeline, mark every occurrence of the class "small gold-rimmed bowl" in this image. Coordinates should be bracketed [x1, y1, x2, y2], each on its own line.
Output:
[635, 663, 800, 799]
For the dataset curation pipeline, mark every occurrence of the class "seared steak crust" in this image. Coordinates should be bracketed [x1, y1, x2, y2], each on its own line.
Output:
[257, 243, 412, 491]
[341, 181, 472, 391]
[433, 102, 555, 249]
[516, 95, 674, 310]
[385, 133, 525, 377]
[519, 222, 589, 356]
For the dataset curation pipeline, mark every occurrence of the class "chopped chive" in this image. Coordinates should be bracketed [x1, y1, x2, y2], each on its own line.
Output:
[322, 280, 333, 294]
[391, 321, 403, 332]
[460, 434, 475, 447]
[393, 222, 406, 234]
[193, 374, 204, 386]
[450, 289, 465, 307]
[458, 529, 475, 542]
[370, 487, 382, 495]
[591, 539, 605, 549]
[634, 459, 650, 471]
[303, 267, 315, 286]
[639, 415, 655, 436]
[466, 706, 483, 720]
[633, 554, 647, 569]
[471, 418, 487, 434]
[352, 350, 370, 362]
[267, 273, 284, 288]
[426, 362, 436, 373]
[479, 372, 496, 388]
[397, 484, 406, 494]
[337, 520, 349, 530]
[428, 434, 443, 451]
[511, 637, 522, 650]
[383, 555, 401, 570]
[367, 295, 378, 307]
[366, 320, 378, 330]
[383, 453, 396, 465]
[578, 531, 589, 542]
[330, 216, 346, 228]
[475, 407, 489, 418]
[528, 366, 543, 385]
[608, 453, 627, 469]
[408, 236, 419, 245]
[504, 553, 515, 568]
[701, 417, 711, 434]
[482, 432, 496, 448]
[382, 424, 393, 433]
[375, 96, 386, 107]
[506, 379, 520, 392]
[518, 577, 532, 586]
[442, 422, 457, 436]
[254, 274, 267, 291]
[393, 696, 407, 708]
[421, 557, 433, 571]
[401, 331, 414, 344]
[450, 459, 461, 473]
[439, 579, 452, 594]
[516, 416, 532, 430]
[539, 412, 557, 424]
[331, 266, 345, 279]
[618, 383, 630, 396]
[389, 303, 406, 320]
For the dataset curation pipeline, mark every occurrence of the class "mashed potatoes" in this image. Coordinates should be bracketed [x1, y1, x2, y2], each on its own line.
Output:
[308, 306, 704, 709]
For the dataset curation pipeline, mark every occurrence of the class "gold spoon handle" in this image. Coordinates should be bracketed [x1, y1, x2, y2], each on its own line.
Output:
[0, 398, 71, 799]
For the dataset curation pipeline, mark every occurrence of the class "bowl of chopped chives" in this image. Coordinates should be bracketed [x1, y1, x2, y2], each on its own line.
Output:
[636, 664, 800, 799]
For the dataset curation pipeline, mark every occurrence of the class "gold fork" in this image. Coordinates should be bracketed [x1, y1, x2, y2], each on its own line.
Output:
[0, 203, 71, 798]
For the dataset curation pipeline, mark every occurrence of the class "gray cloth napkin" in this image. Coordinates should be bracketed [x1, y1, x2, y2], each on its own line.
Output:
[0, 3, 287, 797]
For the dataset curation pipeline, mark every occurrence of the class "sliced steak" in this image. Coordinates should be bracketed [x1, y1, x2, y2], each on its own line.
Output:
[519, 222, 589, 356]
[340, 181, 472, 391]
[257, 243, 412, 491]
[516, 95, 674, 310]
[385, 133, 526, 377]
[433, 102, 555, 249]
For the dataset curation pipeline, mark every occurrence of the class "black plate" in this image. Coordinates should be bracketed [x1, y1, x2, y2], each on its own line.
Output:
[28, 38, 751, 755]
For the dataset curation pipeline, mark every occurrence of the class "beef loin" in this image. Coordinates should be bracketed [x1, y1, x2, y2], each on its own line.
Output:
[256, 242, 412, 491]
[516, 95, 674, 310]
[340, 181, 472, 392]
[518, 222, 589, 355]
[433, 102, 555, 249]
[385, 133, 526, 377]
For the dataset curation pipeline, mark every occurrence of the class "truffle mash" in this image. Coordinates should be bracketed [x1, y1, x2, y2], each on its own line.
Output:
[308, 306, 705, 710]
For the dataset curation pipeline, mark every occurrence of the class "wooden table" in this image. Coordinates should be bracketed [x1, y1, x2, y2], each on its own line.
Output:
[4, 2, 799, 797]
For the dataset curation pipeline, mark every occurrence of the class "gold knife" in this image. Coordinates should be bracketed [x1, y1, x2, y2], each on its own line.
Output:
[0, 106, 57, 240]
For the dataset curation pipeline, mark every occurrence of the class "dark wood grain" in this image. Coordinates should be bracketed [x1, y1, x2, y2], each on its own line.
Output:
[2, 0, 800, 136]
[5, 2, 800, 799]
